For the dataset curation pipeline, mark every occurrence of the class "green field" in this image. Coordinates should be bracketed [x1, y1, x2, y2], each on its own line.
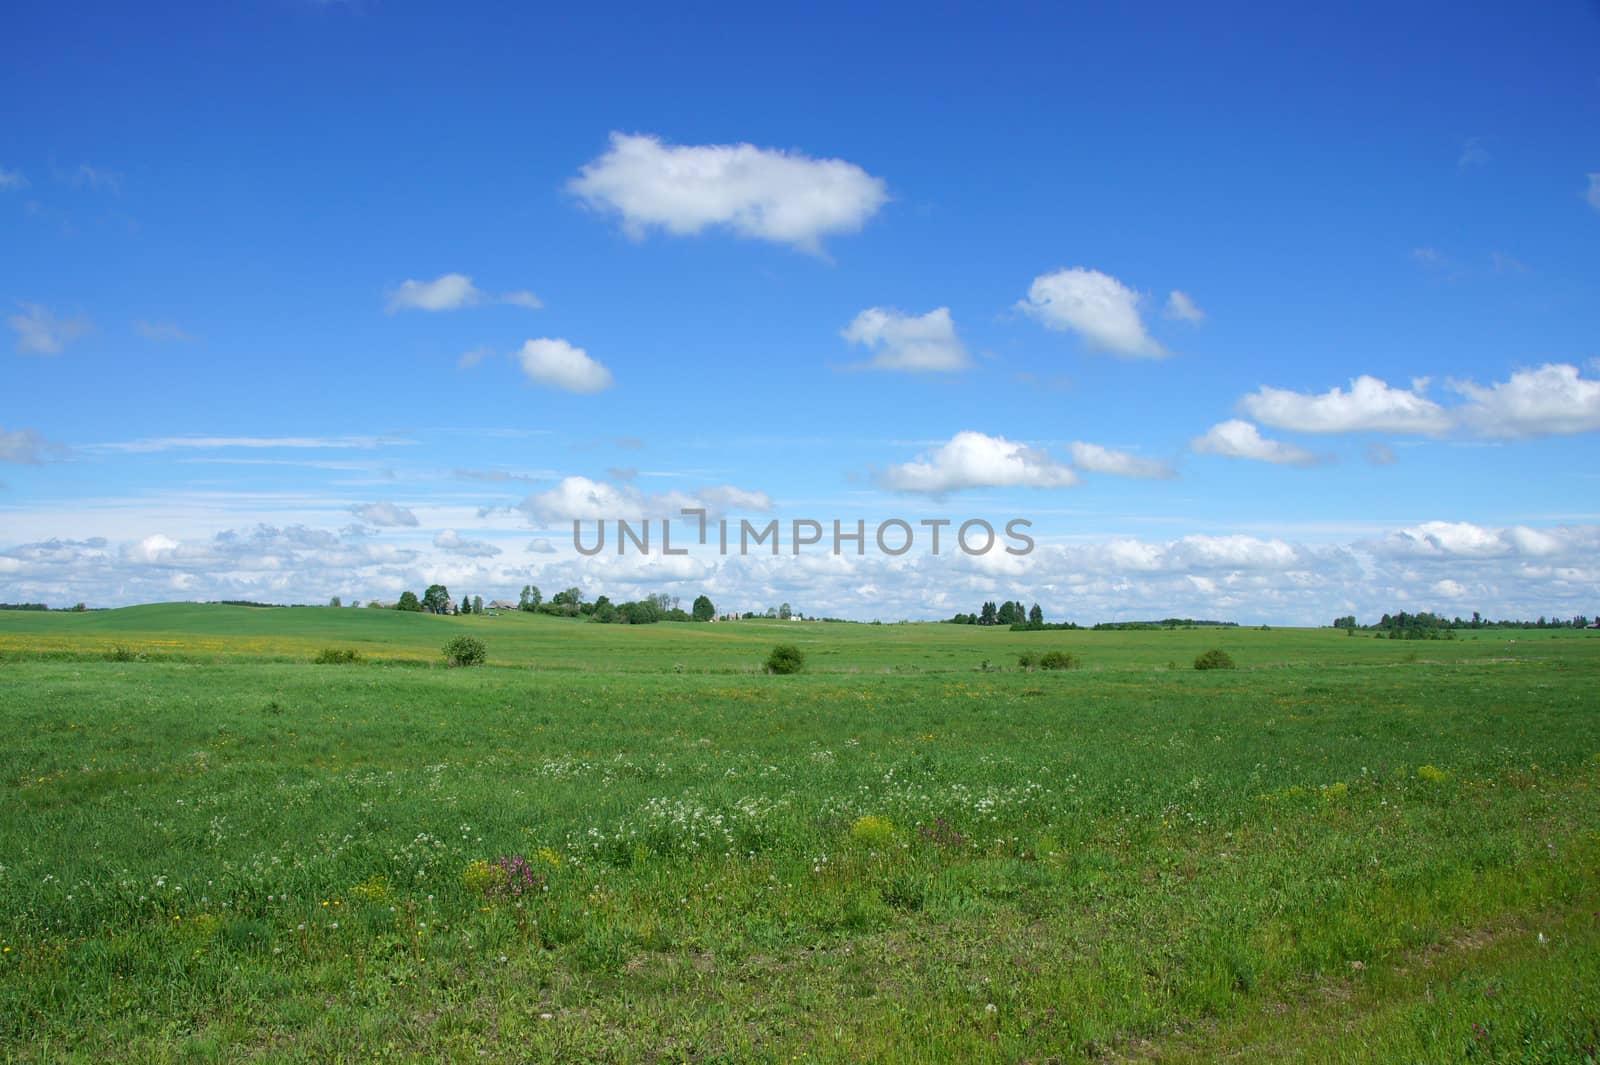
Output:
[2, 605, 1597, 1062]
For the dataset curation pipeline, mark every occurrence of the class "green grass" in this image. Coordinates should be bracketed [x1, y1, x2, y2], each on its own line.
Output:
[1, 605, 1597, 1061]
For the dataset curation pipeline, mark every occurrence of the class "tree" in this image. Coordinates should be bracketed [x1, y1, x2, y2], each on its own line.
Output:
[459, 594, 471, 615]
[473, 595, 483, 614]
[1333, 615, 1357, 630]
[552, 587, 582, 607]
[692, 594, 715, 622]
[779, 602, 792, 620]
[980, 601, 998, 626]
[422, 584, 450, 614]
[329, 595, 342, 608]
[526, 585, 543, 611]
[997, 601, 1017, 626]
[397, 590, 422, 612]
[1028, 603, 1043, 626]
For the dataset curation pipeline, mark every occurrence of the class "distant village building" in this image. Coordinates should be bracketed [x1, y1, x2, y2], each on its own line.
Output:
[487, 599, 517, 612]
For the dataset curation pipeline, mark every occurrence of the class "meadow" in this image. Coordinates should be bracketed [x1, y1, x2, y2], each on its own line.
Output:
[1, 605, 1597, 1062]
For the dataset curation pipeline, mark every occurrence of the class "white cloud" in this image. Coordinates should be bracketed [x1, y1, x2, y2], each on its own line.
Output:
[520, 476, 646, 523]
[1068, 442, 1175, 480]
[1586, 173, 1600, 212]
[1239, 375, 1452, 435]
[8, 303, 93, 355]
[1017, 268, 1165, 357]
[0, 427, 50, 464]
[0, 167, 27, 191]
[386, 274, 542, 313]
[458, 346, 493, 369]
[433, 529, 502, 558]
[528, 538, 558, 554]
[1451, 363, 1600, 438]
[1164, 290, 1205, 323]
[502, 290, 543, 310]
[349, 502, 418, 527]
[841, 307, 969, 372]
[1372, 521, 1589, 560]
[386, 273, 484, 312]
[697, 486, 774, 512]
[569, 132, 888, 253]
[134, 320, 194, 343]
[1191, 420, 1319, 466]
[515, 338, 614, 394]
[518, 476, 772, 525]
[882, 431, 1080, 494]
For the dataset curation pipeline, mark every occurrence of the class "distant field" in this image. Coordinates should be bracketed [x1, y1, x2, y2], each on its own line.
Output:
[1, 606, 1597, 1062]
[1, 601, 1588, 672]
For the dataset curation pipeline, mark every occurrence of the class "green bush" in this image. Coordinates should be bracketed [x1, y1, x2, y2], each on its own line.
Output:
[1038, 650, 1078, 671]
[765, 643, 805, 675]
[1194, 648, 1236, 671]
[443, 635, 487, 668]
[313, 647, 363, 664]
[105, 645, 145, 662]
[1017, 652, 1038, 670]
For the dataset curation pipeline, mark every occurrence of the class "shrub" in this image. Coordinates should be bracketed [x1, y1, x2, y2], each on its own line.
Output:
[443, 635, 487, 668]
[106, 646, 145, 662]
[313, 647, 363, 664]
[765, 643, 804, 674]
[1038, 650, 1078, 671]
[850, 815, 895, 847]
[1017, 652, 1038, 670]
[1194, 649, 1236, 671]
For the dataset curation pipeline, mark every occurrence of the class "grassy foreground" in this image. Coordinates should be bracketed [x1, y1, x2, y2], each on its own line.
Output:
[1, 606, 1597, 1062]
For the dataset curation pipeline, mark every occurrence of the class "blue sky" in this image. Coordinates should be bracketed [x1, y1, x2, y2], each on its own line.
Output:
[3, 1, 1599, 622]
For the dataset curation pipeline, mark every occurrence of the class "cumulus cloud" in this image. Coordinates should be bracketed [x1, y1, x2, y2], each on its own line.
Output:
[518, 476, 770, 524]
[1068, 442, 1175, 480]
[569, 132, 888, 253]
[0, 427, 49, 464]
[841, 307, 969, 372]
[1191, 420, 1319, 466]
[386, 274, 543, 313]
[433, 529, 502, 558]
[349, 502, 418, 527]
[1239, 375, 1452, 435]
[528, 538, 558, 554]
[386, 273, 484, 312]
[1164, 290, 1205, 323]
[8, 303, 93, 355]
[881, 431, 1080, 494]
[1372, 520, 1586, 560]
[1450, 363, 1600, 438]
[514, 338, 614, 394]
[1017, 268, 1165, 357]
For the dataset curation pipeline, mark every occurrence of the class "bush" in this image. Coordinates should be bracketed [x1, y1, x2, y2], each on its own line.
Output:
[850, 815, 895, 847]
[765, 643, 805, 674]
[1194, 649, 1236, 671]
[1038, 650, 1078, 671]
[1017, 652, 1038, 670]
[313, 647, 363, 664]
[443, 635, 487, 668]
[106, 645, 145, 662]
